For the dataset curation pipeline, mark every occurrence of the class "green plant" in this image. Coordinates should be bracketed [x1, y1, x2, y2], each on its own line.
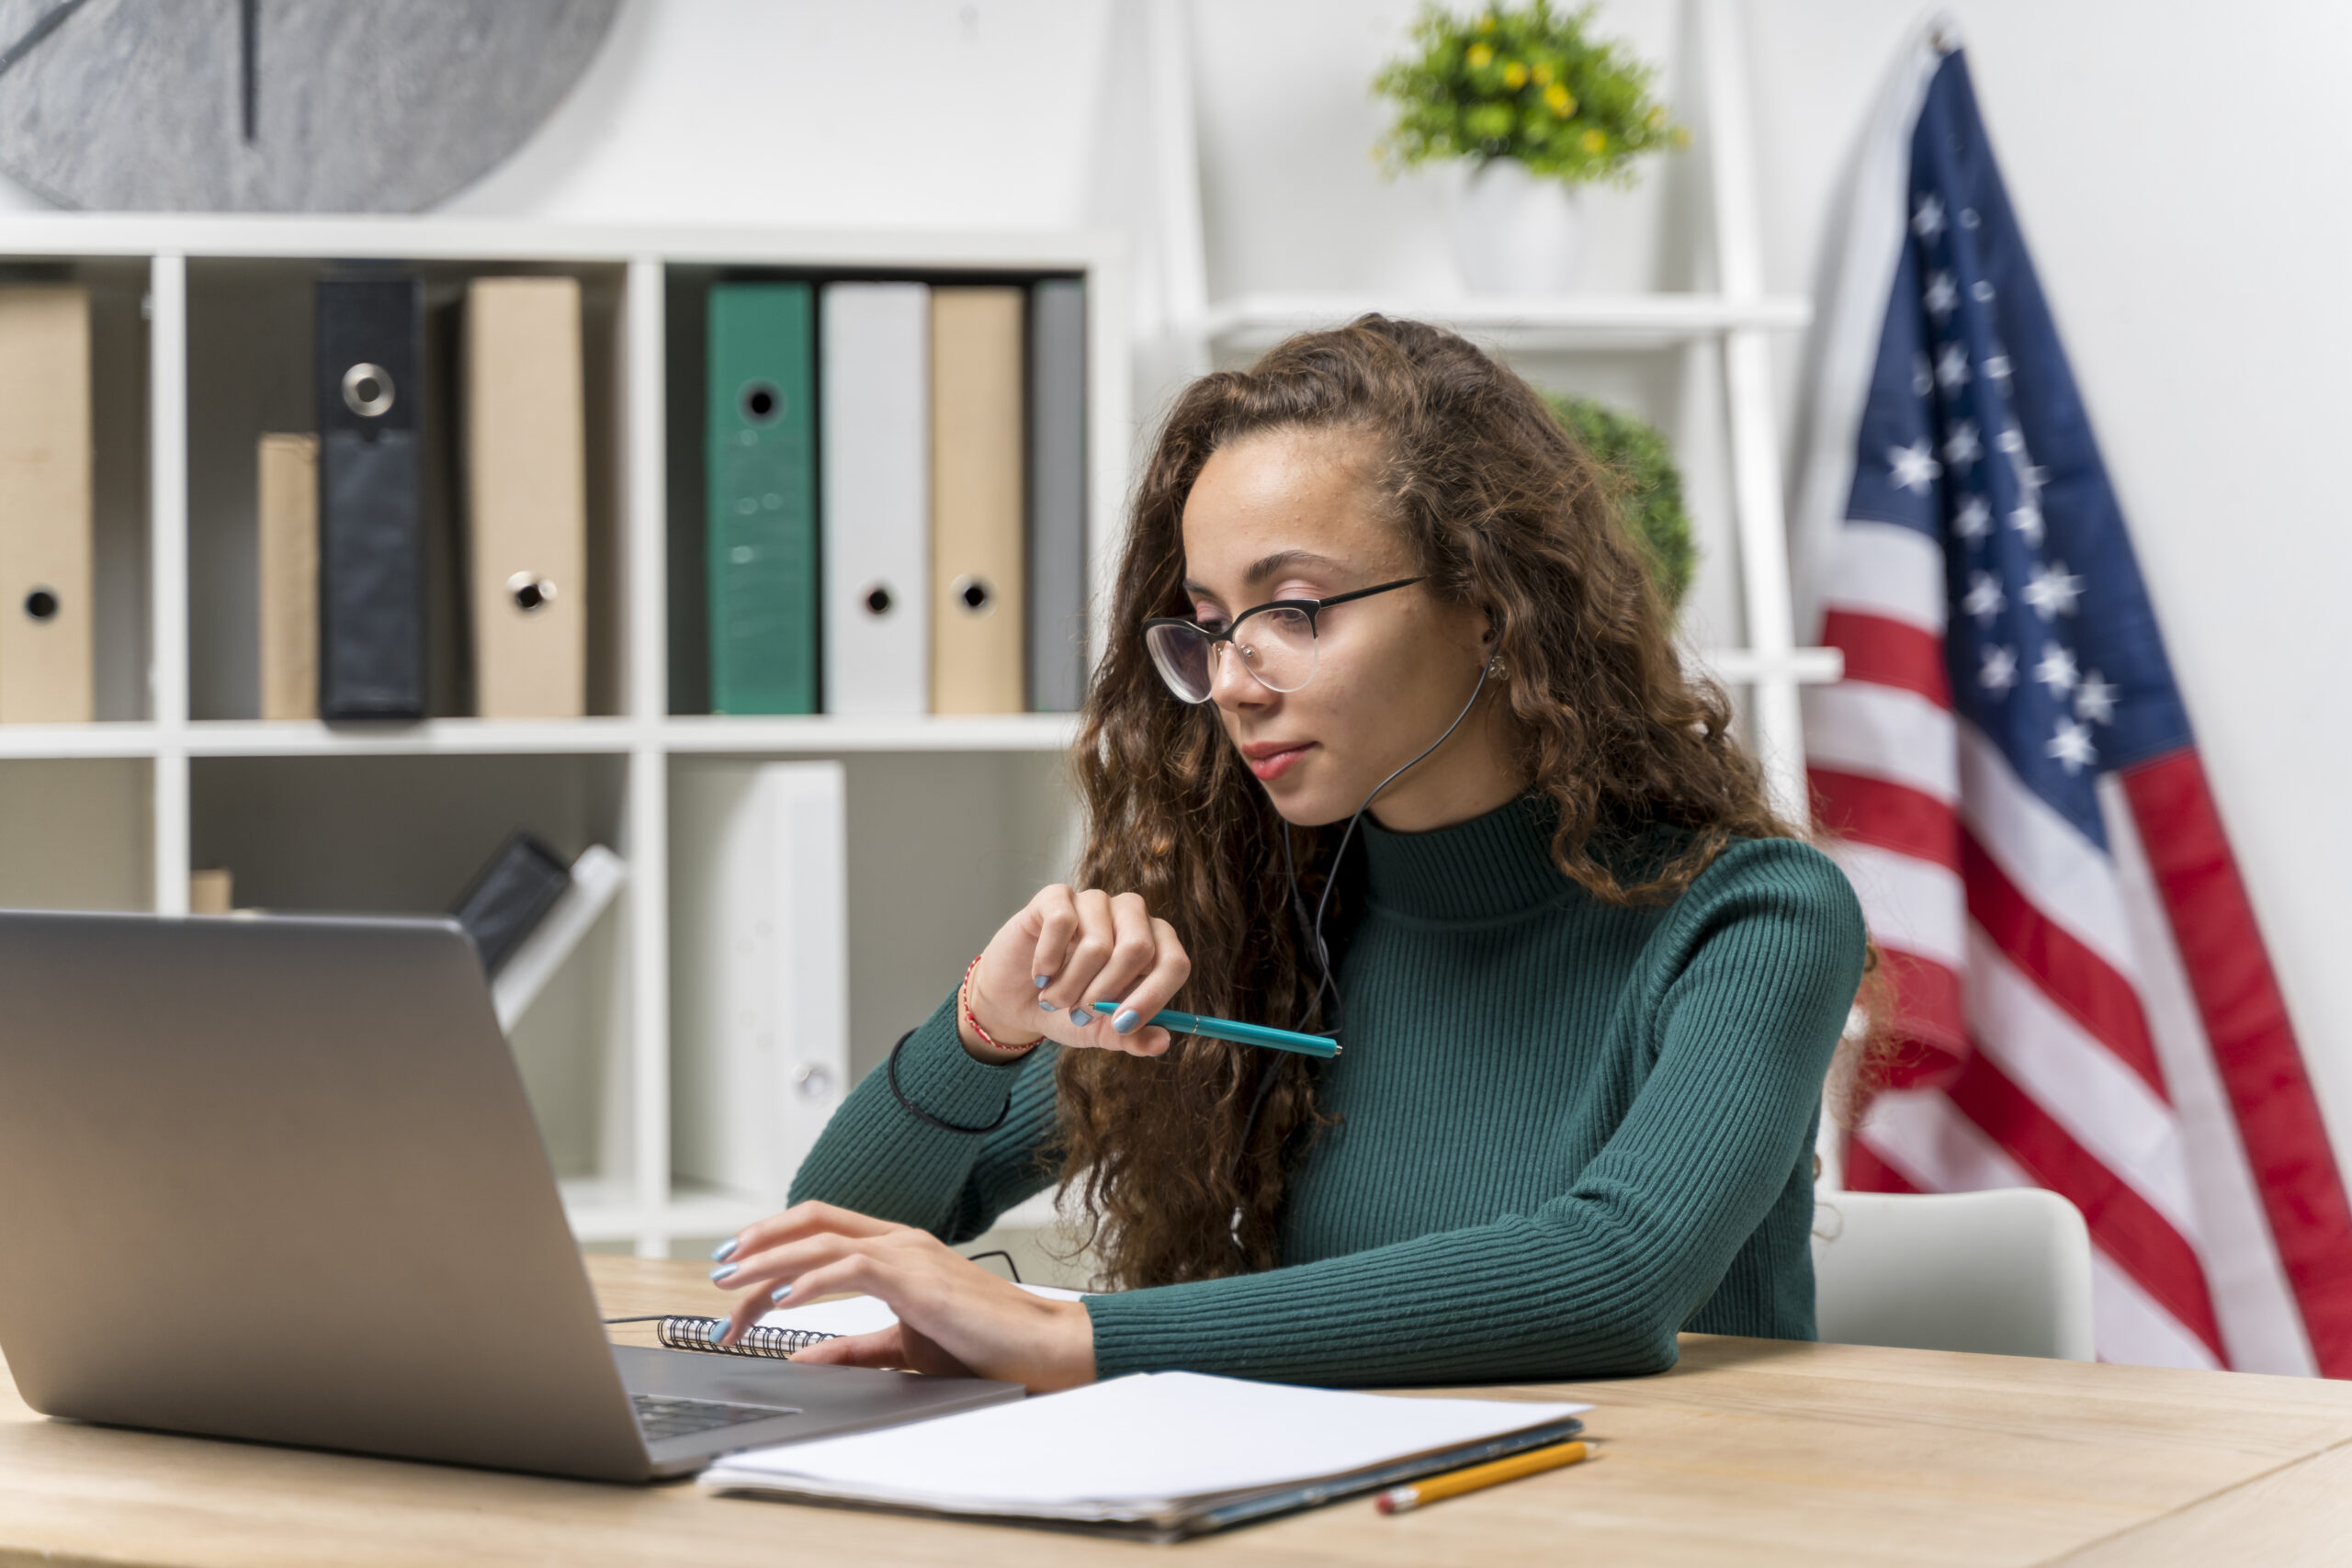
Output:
[1374, 2, 1685, 186]
[1547, 392, 1695, 612]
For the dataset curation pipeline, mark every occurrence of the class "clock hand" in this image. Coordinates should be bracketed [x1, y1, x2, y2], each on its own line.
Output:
[0, 0, 93, 80]
[239, 0, 256, 142]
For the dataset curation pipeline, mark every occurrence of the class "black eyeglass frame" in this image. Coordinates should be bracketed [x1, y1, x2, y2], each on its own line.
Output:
[1141, 576, 1428, 703]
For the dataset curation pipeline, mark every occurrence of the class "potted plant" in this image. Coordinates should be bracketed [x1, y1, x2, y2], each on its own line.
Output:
[1374, 3, 1686, 293]
[1548, 392, 1695, 613]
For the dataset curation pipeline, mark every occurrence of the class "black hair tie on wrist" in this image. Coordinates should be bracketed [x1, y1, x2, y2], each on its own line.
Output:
[887, 1029, 1013, 1134]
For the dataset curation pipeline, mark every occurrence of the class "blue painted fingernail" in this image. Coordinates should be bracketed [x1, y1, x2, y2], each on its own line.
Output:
[770, 1285, 793, 1303]
[1069, 1009, 1093, 1027]
[1034, 974, 1050, 988]
[1037, 997, 1058, 1011]
[1113, 1008, 1140, 1034]
[708, 1319, 731, 1343]
[709, 1262, 736, 1283]
[709, 1237, 738, 1263]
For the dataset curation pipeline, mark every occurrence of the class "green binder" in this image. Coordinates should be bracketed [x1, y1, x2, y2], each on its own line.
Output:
[707, 283, 818, 714]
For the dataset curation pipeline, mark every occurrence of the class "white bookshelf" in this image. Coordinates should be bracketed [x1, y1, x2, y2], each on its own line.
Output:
[0, 214, 1128, 1257]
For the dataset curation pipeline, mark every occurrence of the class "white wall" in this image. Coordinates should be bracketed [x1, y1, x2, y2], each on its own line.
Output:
[9, 0, 2347, 1160]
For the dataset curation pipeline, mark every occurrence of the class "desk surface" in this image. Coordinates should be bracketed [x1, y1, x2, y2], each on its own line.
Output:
[0, 1255, 2346, 1566]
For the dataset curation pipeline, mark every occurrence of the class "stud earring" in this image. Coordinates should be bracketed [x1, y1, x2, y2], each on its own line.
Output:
[1485, 655, 1509, 681]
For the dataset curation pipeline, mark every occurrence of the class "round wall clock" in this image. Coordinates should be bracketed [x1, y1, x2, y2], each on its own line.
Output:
[0, 0, 621, 211]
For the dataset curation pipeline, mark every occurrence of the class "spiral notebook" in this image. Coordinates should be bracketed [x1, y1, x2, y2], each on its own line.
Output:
[628, 1285, 1090, 1361]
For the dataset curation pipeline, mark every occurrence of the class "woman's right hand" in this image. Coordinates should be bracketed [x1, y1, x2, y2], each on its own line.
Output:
[958, 886, 1191, 1062]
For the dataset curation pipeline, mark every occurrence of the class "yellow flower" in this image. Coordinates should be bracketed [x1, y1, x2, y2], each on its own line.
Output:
[1502, 61, 1528, 89]
[1532, 62, 1554, 86]
[1544, 82, 1575, 116]
[1466, 42, 1493, 69]
[1581, 127, 1607, 153]
[1647, 106, 1667, 130]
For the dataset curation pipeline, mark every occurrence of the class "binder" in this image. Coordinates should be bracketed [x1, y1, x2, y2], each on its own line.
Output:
[707, 283, 818, 716]
[448, 830, 573, 977]
[670, 761, 848, 1204]
[1027, 278, 1088, 712]
[0, 286, 92, 723]
[255, 433, 319, 721]
[820, 282, 930, 716]
[929, 288, 1026, 714]
[317, 277, 426, 721]
[462, 276, 588, 719]
[490, 843, 628, 1033]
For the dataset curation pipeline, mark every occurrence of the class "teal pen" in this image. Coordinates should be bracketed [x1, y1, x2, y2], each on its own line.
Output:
[1089, 1000, 1339, 1058]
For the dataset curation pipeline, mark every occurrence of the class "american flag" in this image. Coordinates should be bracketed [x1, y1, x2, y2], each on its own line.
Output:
[1794, 33, 2352, 1372]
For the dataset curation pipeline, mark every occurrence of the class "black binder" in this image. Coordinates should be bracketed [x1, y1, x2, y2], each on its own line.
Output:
[449, 831, 571, 976]
[317, 277, 425, 720]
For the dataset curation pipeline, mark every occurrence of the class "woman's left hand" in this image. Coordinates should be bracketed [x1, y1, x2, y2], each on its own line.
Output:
[707, 1201, 1096, 1393]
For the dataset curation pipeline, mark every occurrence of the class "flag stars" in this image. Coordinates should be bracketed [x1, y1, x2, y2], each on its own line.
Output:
[2034, 641, 2079, 696]
[1887, 438, 1942, 494]
[1911, 352, 1934, 398]
[1936, 341, 1973, 390]
[2047, 718, 2098, 774]
[2011, 500, 2046, 547]
[1914, 194, 1947, 239]
[2021, 560, 2085, 620]
[1972, 279, 1996, 302]
[1960, 207, 1982, 229]
[1963, 570, 2006, 624]
[1980, 644, 2019, 694]
[1943, 420, 1983, 473]
[2075, 671, 2119, 726]
[1984, 344, 2012, 381]
[1955, 494, 1993, 539]
[1925, 270, 1959, 320]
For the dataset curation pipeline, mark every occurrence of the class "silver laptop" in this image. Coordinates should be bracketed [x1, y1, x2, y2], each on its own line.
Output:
[0, 909, 1020, 1482]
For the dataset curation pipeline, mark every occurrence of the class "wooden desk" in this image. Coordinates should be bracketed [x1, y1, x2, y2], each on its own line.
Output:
[0, 1255, 2346, 1566]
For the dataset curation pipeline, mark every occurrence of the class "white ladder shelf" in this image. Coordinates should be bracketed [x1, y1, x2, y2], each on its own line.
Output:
[1142, 0, 1838, 826]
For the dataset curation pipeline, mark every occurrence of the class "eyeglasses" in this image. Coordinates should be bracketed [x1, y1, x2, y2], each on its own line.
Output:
[1141, 578, 1426, 704]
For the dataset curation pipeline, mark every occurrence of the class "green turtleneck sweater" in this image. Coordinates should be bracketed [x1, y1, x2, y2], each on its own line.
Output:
[790, 797, 1866, 1385]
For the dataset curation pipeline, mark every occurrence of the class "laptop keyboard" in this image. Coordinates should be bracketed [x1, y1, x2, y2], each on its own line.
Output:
[631, 1393, 799, 1441]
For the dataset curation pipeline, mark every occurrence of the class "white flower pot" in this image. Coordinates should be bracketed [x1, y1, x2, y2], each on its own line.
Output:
[1449, 158, 1585, 294]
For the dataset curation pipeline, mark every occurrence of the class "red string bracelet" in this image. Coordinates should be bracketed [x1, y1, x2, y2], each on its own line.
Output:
[960, 953, 1039, 1055]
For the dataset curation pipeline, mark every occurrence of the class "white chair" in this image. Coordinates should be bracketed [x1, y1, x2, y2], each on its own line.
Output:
[1811, 1188, 2096, 1359]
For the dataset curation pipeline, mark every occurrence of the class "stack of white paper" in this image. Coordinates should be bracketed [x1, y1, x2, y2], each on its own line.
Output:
[699, 1372, 1588, 1532]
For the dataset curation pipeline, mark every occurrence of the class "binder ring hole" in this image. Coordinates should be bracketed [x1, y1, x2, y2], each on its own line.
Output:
[953, 576, 994, 616]
[506, 572, 555, 613]
[341, 362, 395, 418]
[22, 587, 57, 621]
[739, 379, 782, 425]
[861, 584, 893, 617]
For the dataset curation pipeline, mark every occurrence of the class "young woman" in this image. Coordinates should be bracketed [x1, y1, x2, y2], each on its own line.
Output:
[707, 316, 1867, 1393]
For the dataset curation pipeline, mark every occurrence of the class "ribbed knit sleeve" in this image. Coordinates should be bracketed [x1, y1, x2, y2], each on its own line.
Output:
[1083, 840, 1867, 1384]
[786, 987, 1061, 1244]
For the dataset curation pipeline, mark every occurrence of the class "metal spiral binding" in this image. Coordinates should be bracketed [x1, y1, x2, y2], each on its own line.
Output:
[652, 1315, 838, 1360]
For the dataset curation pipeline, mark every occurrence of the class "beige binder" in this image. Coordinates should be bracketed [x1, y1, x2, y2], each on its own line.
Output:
[463, 276, 586, 719]
[256, 433, 319, 720]
[0, 287, 92, 723]
[929, 288, 1026, 714]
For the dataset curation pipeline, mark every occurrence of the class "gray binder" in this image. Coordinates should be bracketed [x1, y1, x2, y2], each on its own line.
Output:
[1026, 277, 1087, 713]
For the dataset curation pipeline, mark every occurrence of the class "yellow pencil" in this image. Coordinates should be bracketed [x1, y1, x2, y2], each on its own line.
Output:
[1374, 1438, 1593, 1514]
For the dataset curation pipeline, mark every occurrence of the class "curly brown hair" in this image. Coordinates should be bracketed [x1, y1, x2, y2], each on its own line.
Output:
[1054, 315, 1812, 1291]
